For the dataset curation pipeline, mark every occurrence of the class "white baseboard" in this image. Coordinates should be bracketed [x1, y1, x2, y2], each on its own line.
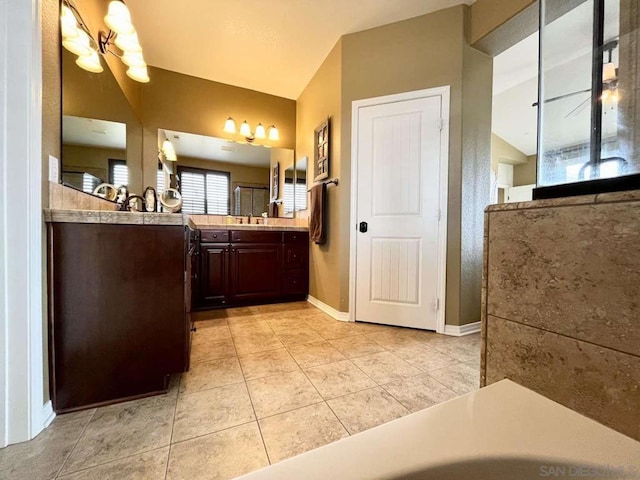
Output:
[443, 321, 481, 337]
[42, 401, 55, 429]
[307, 295, 350, 322]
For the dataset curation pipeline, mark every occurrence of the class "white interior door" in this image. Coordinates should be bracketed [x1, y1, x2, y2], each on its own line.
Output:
[353, 91, 447, 330]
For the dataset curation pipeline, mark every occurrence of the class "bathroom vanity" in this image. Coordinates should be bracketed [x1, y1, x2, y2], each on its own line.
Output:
[192, 225, 309, 309]
[45, 210, 194, 412]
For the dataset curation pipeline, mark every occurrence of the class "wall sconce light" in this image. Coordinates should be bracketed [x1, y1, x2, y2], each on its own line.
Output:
[61, 0, 149, 83]
[223, 117, 279, 143]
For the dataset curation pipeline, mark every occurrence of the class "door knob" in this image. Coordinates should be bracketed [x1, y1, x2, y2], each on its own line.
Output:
[359, 222, 368, 233]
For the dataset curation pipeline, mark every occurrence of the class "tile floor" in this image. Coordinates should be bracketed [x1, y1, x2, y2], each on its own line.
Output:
[0, 302, 481, 480]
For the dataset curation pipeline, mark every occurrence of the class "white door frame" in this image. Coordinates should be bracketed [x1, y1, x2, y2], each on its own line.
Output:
[349, 87, 450, 334]
[0, 0, 48, 447]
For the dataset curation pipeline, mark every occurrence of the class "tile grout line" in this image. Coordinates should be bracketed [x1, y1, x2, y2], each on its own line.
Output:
[164, 375, 182, 480]
[53, 408, 98, 479]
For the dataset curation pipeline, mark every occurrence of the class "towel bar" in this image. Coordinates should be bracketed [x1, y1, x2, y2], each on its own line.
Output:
[308, 178, 339, 191]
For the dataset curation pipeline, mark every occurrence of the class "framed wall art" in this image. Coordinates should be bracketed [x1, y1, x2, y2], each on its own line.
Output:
[271, 162, 280, 201]
[314, 118, 330, 182]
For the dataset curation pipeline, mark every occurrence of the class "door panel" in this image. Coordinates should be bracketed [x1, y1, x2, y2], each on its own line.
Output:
[355, 95, 444, 330]
[200, 245, 229, 305]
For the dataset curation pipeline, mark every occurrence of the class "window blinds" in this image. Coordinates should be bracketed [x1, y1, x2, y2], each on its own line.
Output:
[179, 168, 229, 215]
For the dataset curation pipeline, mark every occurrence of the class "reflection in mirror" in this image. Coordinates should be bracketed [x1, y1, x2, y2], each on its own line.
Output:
[158, 129, 292, 217]
[294, 156, 308, 211]
[62, 115, 127, 193]
[283, 165, 295, 217]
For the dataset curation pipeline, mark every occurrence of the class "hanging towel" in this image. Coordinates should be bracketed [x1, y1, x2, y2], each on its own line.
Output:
[309, 183, 326, 244]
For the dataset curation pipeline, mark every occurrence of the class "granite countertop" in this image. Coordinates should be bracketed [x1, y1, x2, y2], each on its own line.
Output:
[44, 209, 309, 231]
[485, 189, 640, 212]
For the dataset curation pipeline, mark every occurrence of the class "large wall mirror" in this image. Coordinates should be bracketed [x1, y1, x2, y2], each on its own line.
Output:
[158, 129, 295, 217]
[62, 43, 143, 196]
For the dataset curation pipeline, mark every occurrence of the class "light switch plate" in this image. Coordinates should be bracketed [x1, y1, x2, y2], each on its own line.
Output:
[48, 155, 59, 183]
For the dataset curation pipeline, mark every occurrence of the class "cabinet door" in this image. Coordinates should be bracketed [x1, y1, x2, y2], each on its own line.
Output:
[230, 244, 282, 301]
[282, 243, 309, 296]
[199, 244, 229, 305]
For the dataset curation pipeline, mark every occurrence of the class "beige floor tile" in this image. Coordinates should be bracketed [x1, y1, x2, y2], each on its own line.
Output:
[190, 338, 236, 365]
[287, 341, 347, 368]
[228, 321, 273, 337]
[309, 322, 360, 341]
[226, 314, 265, 326]
[247, 370, 323, 419]
[238, 348, 300, 381]
[425, 334, 481, 363]
[349, 321, 397, 335]
[60, 395, 175, 474]
[258, 403, 348, 463]
[351, 351, 422, 384]
[393, 343, 459, 372]
[191, 324, 231, 343]
[57, 447, 169, 480]
[193, 318, 228, 329]
[364, 329, 425, 350]
[274, 327, 324, 346]
[329, 334, 386, 358]
[172, 383, 255, 443]
[232, 332, 284, 355]
[0, 411, 92, 480]
[166, 423, 268, 480]
[427, 362, 480, 395]
[382, 373, 459, 413]
[327, 387, 409, 434]
[264, 316, 306, 329]
[179, 357, 244, 395]
[304, 360, 377, 399]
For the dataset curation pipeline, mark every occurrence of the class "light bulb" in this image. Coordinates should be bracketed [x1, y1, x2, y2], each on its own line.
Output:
[62, 29, 92, 57]
[612, 91, 619, 102]
[104, 0, 134, 34]
[255, 123, 266, 139]
[224, 117, 236, 134]
[122, 52, 146, 68]
[268, 125, 279, 141]
[76, 50, 103, 73]
[240, 121, 251, 137]
[126, 65, 149, 83]
[601, 90, 610, 101]
[61, 5, 78, 39]
[115, 32, 142, 53]
[603, 62, 616, 83]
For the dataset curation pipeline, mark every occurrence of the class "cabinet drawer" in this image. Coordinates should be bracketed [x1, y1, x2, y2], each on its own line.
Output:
[284, 231, 308, 244]
[200, 230, 230, 243]
[283, 271, 308, 295]
[231, 230, 282, 243]
[284, 243, 308, 270]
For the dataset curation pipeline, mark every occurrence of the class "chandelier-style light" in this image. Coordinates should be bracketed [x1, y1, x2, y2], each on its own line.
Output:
[224, 117, 279, 144]
[60, 0, 149, 83]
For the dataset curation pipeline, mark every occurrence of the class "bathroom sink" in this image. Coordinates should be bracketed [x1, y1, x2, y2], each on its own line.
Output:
[237, 380, 640, 480]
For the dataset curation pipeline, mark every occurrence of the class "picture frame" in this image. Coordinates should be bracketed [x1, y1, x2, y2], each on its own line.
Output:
[271, 162, 280, 201]
[314, 118, 330, 182]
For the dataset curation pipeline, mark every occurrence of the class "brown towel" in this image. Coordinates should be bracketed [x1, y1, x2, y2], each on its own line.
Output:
[309, 183, 326, 244]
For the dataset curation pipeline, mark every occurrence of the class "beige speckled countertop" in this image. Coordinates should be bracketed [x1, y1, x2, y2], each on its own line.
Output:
[44, 209, 308, 231]
[485, 189, 640, 212]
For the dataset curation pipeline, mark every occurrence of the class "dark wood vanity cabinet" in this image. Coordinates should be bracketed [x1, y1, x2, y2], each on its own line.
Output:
[48, 222, 192, 412]
[194, 229, 309, 309]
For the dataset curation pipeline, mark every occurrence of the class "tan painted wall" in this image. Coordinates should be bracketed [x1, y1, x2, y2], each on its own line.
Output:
[514, 154, 538, 186]
[469, 0, 536, 45]
[141, 67, 297, 193]
[490, 133, 528, 173]
[296, 40, 343, 310]
[62, 144, 126, 182]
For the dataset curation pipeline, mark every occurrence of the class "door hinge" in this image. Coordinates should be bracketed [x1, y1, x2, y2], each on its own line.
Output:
[437, 118, 444, 131]
[435, 298, 440, 311]
[437, 209, 441, 221]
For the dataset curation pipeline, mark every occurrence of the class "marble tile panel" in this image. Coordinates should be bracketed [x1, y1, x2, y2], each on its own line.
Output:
[427, 362, 480, 395]
[382, 374, 459, 413]
[393, 343, 458, 372]
[304, 360, 376, 399]
[99, 211, 144, 224]
[485, 315, 640, 441]
[327, 387, 409, 434]
[57, 447, 169, 480]
[232, 332, 284, 355]
[286, 341, 347, 368]
[60, 395, 175, 474]
[0, 411, 91, 480]
[328, 334, 385, 358]
[172, 383, 255, 443]
[246, 370, 322, 419]
[487, 203, 640, 356]
[179, 356, 244, 395]
[238, 348, 300, 380]
[273, 327, 324, 346]
[166, 423, 268, 480]
[258, 403, 348, 463]
[351, 351, 422, 384]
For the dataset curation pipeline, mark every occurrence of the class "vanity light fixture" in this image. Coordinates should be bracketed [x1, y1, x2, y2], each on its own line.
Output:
[223, 117, 279, 144]
[161, 139, 178, 162]
[60, 0, 149, 83]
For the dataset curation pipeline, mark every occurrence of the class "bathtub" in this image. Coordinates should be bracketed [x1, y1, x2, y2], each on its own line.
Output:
[236, 380, 640, 480]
